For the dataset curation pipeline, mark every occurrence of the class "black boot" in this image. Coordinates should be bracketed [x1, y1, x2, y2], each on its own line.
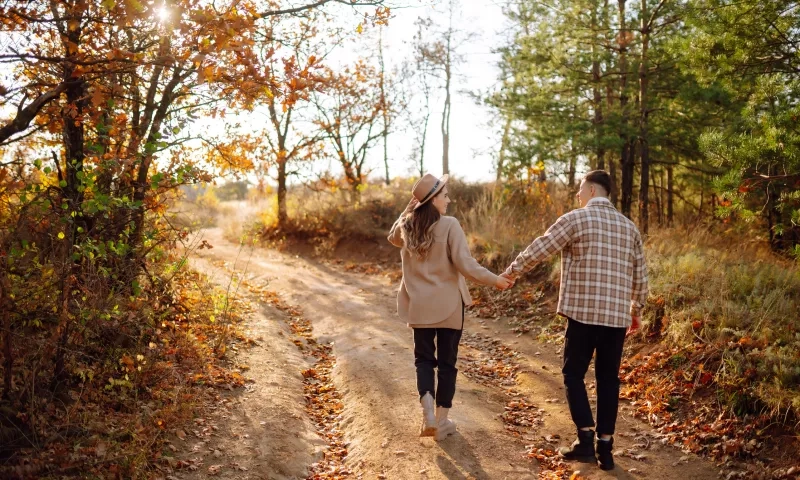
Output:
[596, 435, 615, 470]
[558, 429, 596, 462]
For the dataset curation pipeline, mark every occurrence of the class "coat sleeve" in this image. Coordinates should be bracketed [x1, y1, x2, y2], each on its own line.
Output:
[447, 218, 499, 286]
[387, 216, 404, 248]
[503, 213, 574, 280]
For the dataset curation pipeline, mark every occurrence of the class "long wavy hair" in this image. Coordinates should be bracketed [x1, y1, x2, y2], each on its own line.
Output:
[400, 196, 441, 259]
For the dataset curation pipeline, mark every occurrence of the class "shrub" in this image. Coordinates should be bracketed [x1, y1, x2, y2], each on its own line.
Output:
[644, 227, 800, 419]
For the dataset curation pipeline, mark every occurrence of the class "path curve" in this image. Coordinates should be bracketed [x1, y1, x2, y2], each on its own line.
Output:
[182, 225, 720, 480]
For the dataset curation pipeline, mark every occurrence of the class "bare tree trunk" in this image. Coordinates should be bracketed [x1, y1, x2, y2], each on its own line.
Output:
[637, 0, 651, 234]
[667, 163, 674, 226]
[592, 1, 605, 170]
[441, 9, 453, 175]
[497, 115, 512, 185]
[621, 145, 634, 217]
[568, 145, 578, 198]
[419, 110, 429, 177]
[52, 4, 87, 389]
[441, 62, 451, 175]
[277, 158, 288, 226]
[653, 168, 662, 226]
[378, 27, 390, 185]
[610, 156, 619, 205]
[618, 0, 634, 218]
[605, 83, 619, 206]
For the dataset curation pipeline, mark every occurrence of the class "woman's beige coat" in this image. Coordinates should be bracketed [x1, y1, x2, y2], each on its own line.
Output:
[388, 215, 499, 329]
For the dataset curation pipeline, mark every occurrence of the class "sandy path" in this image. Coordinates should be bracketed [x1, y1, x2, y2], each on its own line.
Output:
[177, 224, 720, 479]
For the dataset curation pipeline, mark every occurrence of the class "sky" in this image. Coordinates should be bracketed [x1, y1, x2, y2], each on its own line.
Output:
[0, 0, 512, 184]
[250, 0, 511, 184]
[355, 0, 510, 182]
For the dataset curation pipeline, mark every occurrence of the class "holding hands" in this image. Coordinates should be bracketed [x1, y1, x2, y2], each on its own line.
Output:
[495, 272, 515, 290]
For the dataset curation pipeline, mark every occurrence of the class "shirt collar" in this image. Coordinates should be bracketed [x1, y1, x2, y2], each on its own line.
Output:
[586, 196, 612, 207]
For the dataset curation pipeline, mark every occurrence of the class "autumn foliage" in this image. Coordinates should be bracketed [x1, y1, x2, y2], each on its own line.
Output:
[0, 0, 387, 476]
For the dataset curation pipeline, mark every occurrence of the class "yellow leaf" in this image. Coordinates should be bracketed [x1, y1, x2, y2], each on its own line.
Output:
[356, 23, 363, 34]
[58, 232, 65, 239]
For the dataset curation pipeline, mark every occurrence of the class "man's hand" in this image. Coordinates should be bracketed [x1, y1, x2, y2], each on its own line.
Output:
[495, 275, 514, 290]
[496, 272, 515, 290]
[627, 316, 641, 337]
[403, 197, 419, 215]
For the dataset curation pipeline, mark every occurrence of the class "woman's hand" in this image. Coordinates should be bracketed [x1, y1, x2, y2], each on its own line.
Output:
[495, 275, 514, 290]
[403, 197, 419, 215]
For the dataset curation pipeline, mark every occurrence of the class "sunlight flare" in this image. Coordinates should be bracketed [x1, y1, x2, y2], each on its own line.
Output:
[155, 5, 169, 22]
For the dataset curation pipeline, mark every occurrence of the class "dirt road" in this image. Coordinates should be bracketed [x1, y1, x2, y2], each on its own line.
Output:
[176, 224, 720, 480]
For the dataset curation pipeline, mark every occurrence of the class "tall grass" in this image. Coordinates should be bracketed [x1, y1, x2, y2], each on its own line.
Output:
[249, 178, 570, 268]
[644, 228, 800, 419]
[249, 180, 415, 255]
[457, 181, 570, 270]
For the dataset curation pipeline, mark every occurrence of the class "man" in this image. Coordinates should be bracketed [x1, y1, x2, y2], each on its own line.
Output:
[501, 170, 648, 471]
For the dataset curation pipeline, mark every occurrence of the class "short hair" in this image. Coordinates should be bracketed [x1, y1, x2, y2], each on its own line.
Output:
[583, 170, 612, 196]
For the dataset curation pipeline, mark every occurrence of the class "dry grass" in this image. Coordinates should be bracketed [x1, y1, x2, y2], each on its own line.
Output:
[248, 178, 570, 269]
[458, 181, 571, 270]
[248, 180, 415, 255]
[170, 186, 236, 230]
[643, 227, 800, 419]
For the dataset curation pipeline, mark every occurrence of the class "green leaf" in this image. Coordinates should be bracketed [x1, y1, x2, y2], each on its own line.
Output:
[131, 280, 142, 297]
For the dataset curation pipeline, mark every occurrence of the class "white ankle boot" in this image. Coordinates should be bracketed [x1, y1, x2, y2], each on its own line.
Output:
[434, 407, 456, 441]
[419, 392, 437, 437]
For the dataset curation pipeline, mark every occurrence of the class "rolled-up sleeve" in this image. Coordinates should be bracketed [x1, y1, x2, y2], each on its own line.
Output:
[387, 217, 404, 248]
[504, 214, 574, 279]
[447, 219, 499, 286]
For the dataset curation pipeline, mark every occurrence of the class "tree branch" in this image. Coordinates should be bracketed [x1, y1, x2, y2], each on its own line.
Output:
[255, 0, 384, 18]
[0, 83, 68, 144]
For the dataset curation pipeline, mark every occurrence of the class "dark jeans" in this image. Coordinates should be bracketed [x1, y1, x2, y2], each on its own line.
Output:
[412, 304, 464, 409]
[562, 317, 627, 436]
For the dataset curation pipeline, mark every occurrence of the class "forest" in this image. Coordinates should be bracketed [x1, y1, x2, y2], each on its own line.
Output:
[0, 0, 798, 478]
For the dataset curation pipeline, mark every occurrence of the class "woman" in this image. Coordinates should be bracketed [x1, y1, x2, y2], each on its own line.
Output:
[388, 173, 512, 441]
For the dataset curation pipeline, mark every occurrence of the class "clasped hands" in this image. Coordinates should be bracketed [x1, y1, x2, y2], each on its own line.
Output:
[494, 272, 515, 291]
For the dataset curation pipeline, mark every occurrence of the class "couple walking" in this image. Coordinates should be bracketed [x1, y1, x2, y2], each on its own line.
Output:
[388, 170, 648, 471]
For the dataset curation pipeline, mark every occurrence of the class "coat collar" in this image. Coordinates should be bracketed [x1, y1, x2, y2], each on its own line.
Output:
[585, 197, 614, 208]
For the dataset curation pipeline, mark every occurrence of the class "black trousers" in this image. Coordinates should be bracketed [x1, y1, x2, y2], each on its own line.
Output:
[412, 304, 464, 409]
[562, 317, 627, 436]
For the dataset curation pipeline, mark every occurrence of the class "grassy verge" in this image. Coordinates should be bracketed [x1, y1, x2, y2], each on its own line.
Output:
[630, 227, 800, 423]
[2, 256, 252, 479]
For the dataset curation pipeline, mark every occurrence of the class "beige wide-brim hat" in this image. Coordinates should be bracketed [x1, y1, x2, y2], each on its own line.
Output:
[412, 173, 449, 210]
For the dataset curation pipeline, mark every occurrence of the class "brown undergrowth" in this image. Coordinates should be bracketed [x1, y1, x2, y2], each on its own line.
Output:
[0, 265, 253, 479]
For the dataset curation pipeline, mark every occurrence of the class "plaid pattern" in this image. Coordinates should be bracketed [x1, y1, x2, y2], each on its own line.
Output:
[503, 197, 648, 328]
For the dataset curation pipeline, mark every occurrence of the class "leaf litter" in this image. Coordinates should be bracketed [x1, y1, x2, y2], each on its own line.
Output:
[460, 333, 579, 479]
